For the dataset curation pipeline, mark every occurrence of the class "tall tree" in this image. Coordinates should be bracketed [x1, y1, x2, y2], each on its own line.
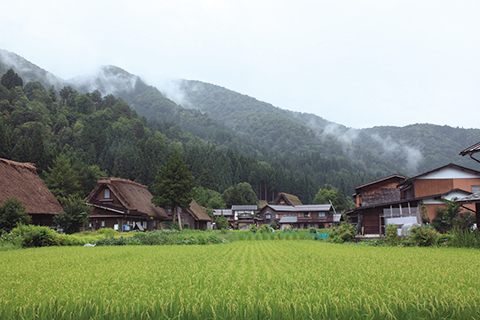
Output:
[54, 196, 92, 234]
[151, 150, 195, 230]
[44, 153, 81, 198]
[1, 69, 23, 90]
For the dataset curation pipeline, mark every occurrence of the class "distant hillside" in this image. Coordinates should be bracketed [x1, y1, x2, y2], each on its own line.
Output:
[2, 48, 480, 201]
[171, 79, 480, 175]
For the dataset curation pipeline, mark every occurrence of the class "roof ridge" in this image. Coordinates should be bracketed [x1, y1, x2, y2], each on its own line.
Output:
[98, 177, 148, 189]
[0, 158, 36, 173]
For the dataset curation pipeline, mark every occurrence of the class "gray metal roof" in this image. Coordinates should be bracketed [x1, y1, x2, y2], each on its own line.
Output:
[213, 209, 233, 216]
[267, 204, 332, 212]
[279, 216, 298, 223]
[456, 192, 480, 204]
[231, 205, 258, 210]
[268, 205, 296, 212]
[295, 204, 332, 211]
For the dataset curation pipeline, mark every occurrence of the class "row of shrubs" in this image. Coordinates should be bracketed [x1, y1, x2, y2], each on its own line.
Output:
[0, 225, 228, 250]
[384, 224, 480, 248]
[327, 222, 480, 248]
[0, 224, 90, 250]
[96, 230, 227, 246]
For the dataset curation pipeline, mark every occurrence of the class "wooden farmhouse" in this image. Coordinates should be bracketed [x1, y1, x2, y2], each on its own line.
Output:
[257, 192, 339, 229]
[347, 163, 480, 235]
[165, 199, 211, 230]
[86, 177, 169, 231]
[456, 142, 480, 226]
[259, 204, 338, 229]
[0, 158, 63, 226]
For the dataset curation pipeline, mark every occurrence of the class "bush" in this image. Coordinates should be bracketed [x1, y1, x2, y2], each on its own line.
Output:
[386, 224, 400, 246]
[249, 224, 258, 233]
[12, 224, 62, 247]
[270, 221, 277, 230]
[328, 222, 356, 243]
[309, 227, 317, 234]
[436, 232, 458, 247]
[0, 198, 31, 232]
[259, 224, 271, 233]
[183, 222, 190, 229]
[215, 215, 228, 230]
[405, 226, 439, 247]
[452, 228, 480, 248]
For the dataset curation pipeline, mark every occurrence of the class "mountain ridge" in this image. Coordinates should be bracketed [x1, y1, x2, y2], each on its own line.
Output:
[1, 48, 479, 181]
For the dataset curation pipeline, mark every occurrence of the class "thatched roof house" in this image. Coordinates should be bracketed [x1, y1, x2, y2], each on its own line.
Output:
[86, 177, 169, 231]
[274, 192, 303, 206]
[0, 158, 63, 225]
[167, 199, 211, 230]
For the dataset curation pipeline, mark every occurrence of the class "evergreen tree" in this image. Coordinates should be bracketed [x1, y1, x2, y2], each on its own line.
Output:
[45, 153, 81, 198]
[54, 197, 92, 234]
[1, 69, 23, 90]
[151, 149, 195, 230]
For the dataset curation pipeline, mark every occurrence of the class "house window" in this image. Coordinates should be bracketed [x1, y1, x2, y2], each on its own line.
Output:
[142, 221, 147, 229]
[101, 220, 105, 227]
[472, 186, 480, 193]
[318, 212, 326, 218]
[266, 214, 271, 219]
[104, 189, 110, 199]
[276, 214, 280, 219]
[304, 213, 310, 218]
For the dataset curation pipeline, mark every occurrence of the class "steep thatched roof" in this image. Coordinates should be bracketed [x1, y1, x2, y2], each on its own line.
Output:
[0, 158, 63, 215]
[187, 199, 211, 221]
[87, 177, 168, 219]
[275, 192, 303, 206]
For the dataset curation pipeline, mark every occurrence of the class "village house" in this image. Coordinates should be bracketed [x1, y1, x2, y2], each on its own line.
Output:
[456, 142, 480, 226]
[232, 205, 258, 230]
[86, 177, 169, 231]
[259, 204, 338, 229]
[257, 192, 339, 229]
[347, 163, 480, 235]
[165, 199, 211, 230]
[0, 158, 63, 226]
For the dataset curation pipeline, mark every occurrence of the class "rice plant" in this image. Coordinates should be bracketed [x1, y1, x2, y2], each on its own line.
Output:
[1, 242, 479, 319]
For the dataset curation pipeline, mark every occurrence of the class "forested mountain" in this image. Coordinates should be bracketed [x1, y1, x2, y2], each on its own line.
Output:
[1, 48, 479, 205]
[174, 80, 480, 175]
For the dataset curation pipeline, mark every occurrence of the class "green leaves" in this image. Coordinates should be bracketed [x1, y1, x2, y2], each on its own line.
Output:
[152, 149, 195, 209]
[0, 198, 31, 232]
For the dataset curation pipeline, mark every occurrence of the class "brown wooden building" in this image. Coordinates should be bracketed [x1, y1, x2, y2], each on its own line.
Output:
[259, 204, 337, 229]
[165, 199, 211, 230]
[0, 158, 63, 226]
[86, 177, 169, 231]
[348, 163, 480, 235]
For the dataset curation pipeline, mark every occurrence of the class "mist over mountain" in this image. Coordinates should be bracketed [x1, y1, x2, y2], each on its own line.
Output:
[1, 48, 479, 200]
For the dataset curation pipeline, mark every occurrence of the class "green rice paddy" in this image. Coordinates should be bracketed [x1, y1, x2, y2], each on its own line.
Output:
[1, 241, 479, 319]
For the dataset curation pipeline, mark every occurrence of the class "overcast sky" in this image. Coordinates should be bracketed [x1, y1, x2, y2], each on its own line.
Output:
[1, 0, 479, 129]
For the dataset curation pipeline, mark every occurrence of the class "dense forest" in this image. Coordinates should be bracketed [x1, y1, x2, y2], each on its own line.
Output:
[0, 68, 350, 206]
[1, 48, 479, 207]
